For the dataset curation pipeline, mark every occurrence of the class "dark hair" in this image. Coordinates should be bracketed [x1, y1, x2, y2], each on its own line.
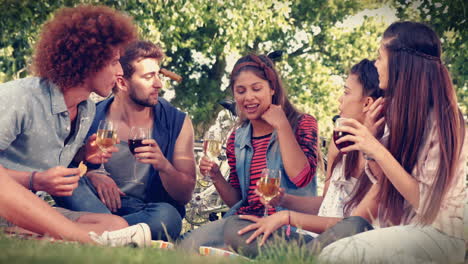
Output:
[229, 53, 302, 130]
[380, 21, 465, 225]
[330, 59, 382, 215]
[350, 59, 383, 99]
[113, 41, 165, 93]
[32, 5, 138, 90]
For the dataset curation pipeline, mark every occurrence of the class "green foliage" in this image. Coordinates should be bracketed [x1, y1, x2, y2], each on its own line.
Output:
[0, 0, 464, 138]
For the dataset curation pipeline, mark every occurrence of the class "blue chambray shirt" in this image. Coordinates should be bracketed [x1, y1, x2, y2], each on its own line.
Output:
[0, 77, 95, 172]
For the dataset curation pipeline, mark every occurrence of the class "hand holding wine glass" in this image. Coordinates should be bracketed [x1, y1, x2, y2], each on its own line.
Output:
[201, 131, 222, 182]
[333, 117, 384, 160]
[257, 168, 281, 217]
[128, 126, 151, 184]
[94, 120, 118, 175]
[333, 116, 354, 152]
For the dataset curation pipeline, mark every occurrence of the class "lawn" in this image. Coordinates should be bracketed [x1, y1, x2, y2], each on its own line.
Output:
[0, 234, 319, 264]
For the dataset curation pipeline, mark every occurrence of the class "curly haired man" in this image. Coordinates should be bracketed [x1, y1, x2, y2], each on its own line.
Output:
[0, 5, 152, 247]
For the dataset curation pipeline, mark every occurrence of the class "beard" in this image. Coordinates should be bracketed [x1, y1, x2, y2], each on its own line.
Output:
[129, 88, 158, 107]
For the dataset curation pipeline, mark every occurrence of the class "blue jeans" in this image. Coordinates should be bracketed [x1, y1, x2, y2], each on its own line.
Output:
[54, 177, 182, 241]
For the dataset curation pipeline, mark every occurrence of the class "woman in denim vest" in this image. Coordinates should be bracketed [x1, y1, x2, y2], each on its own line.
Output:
[179, 53, 319, 251]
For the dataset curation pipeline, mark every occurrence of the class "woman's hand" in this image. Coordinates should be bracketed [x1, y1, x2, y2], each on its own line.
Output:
[237, 211, 289, 246]
[255, 187, 285, 208]
[261, 105, 289, 130]
[335, 118, 385, 160]
[198, 156, 222, 181]
[363, 97, 385, 137]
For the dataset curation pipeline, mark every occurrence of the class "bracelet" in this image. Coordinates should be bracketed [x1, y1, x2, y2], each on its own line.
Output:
[29, 171, 37, 193]
[286, 211, 291, 236]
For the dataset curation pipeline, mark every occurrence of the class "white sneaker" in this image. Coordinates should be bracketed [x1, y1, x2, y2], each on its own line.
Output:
[89, 223, 151, 247]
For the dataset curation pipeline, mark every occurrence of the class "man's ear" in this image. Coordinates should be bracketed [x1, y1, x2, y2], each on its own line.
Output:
[116, 76, 128, 92]
[362, 96, 374, 113]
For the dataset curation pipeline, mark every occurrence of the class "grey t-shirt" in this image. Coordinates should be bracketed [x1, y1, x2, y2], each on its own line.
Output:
[104, 141, 151, 200]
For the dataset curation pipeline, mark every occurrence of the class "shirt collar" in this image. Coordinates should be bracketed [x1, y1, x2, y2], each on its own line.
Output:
[48, 81, 68, 115]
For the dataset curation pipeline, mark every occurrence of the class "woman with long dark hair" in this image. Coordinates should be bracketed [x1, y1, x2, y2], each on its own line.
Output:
[223, 59, 384, 258]
[320, 21, 466, 263]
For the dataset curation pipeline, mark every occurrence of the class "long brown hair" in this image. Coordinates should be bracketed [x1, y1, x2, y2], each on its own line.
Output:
[380, 21, 465, 225]
[329, 59, 383, 215]
[229, 54, 303, 130]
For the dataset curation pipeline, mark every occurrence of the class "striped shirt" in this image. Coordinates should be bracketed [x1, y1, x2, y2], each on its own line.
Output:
[227, 114, 318, 216]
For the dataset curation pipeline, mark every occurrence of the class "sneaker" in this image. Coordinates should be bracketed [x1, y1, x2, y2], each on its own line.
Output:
[89, 223, 152, 247]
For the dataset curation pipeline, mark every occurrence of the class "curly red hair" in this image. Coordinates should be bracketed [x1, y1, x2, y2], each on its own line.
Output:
[32, 5, 138, 90]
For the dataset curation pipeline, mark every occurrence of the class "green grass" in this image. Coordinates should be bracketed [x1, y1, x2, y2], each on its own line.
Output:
[0, 235, 319, 264]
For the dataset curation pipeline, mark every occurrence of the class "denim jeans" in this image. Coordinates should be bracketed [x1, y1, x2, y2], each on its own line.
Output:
[54, 177, 182, 241]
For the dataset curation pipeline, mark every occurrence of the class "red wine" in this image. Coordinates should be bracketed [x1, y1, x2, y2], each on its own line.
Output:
[129, 139, 149, 155]
[333, 131, 353, 150]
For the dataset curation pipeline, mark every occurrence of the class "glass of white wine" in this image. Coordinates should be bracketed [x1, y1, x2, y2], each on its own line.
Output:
[128, 126, 151, 185]
[201, 131, 222, 182]
[95, 120, 118, 175]
[257, 168, 281, 217]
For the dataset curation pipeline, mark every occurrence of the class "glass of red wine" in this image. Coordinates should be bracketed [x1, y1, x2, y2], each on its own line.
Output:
[333, 115, 354, 152]
[128, 127, 151, 184]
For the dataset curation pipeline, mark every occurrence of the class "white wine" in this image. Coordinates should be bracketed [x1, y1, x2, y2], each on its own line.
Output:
[96, 129, 117, 150]
[257, 177, 280, 202]
[203, 139, 222, 160]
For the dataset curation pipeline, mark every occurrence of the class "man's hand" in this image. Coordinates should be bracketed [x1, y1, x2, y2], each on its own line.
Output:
[84, 134, 119, 164]
[134, 139, 170, 171]
[34, 166, 81, 196]
[86, 171, 125, 212]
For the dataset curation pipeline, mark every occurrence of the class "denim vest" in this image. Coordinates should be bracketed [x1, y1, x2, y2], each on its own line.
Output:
[87, 97, 187, 217]
[224, 122, 317, 217]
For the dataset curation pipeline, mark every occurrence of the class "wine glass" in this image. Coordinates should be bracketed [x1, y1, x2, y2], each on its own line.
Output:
[200, 131, 222, 182]
[94, 120, 118, 175]
[257, 168, 281, 217]
[128, 126, 151, 184]
[333, 117, 354, 152]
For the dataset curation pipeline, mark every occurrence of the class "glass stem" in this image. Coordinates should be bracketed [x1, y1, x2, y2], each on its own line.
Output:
[133, 158, 138, 181]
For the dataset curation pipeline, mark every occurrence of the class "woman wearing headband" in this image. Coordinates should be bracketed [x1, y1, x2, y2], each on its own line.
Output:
[320, 21, 466, 263]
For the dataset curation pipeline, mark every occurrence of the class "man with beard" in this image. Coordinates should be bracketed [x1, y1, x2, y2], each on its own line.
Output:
[55, 41, 196, 241]
[0, 5, 158, 247]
